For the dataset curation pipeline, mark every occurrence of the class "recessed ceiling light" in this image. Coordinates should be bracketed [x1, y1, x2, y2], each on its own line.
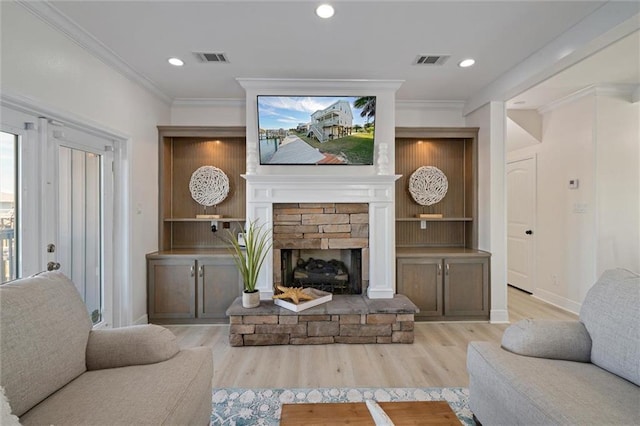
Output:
[513, 101, 526, 105]
[168, 57, 184, 67]
[316, 4, 335, 19]
[458, 58, 475, 68]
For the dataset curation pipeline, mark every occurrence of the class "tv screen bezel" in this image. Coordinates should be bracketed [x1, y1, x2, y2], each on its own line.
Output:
[256, 95, 376, 166]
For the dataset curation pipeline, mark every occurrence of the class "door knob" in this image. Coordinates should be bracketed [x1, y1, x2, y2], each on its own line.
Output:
[525, 230, 533, 235]
[47, 261, 61, 271]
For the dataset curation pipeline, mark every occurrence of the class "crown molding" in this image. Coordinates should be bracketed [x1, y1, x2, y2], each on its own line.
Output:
[172, 98, 245, 108]
[1, 90, 130, 141]
[17, 0, 172, 105]
[395, 100, 465, 111]
[538, 84, 638, 114]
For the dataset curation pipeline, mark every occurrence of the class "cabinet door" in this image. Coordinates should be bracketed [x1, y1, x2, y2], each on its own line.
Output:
[443, 257, 489, 318]
[148, 258, 196, 319]
[397, 257, 443, 318]
[197, 257, 242, 320]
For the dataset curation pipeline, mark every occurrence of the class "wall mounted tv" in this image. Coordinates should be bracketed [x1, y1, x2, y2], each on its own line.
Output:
[257, 95, 376, 165]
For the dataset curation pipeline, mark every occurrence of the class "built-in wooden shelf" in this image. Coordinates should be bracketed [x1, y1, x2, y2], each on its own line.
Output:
[395, 127, 478, 249]
[157, 126, 247, 251]
[163, 218, 246, 223]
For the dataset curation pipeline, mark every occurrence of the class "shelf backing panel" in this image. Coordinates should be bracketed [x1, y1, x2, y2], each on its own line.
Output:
[170, 137, 246, 219]
[396, 221, 466, 247]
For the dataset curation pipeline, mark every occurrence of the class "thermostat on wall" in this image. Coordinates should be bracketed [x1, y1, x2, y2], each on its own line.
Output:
[569, 178, 579, 189]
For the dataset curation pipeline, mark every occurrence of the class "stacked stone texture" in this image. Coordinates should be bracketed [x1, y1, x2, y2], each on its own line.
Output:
[272, 203, 369, 285]
[227, 202, 415, 347]
[229, 312, 414, 346]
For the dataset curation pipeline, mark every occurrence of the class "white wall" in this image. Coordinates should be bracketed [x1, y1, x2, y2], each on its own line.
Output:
[395, 101, 466, 127]
[465, 102, 509, 323]
[1, 2, 170, 325]
[538, 95, 597, 310]
[507, 88, 639, 313]
[506, 116, 541, 152]
[595, 91, 640, 275]
[171, 101, 245, 126]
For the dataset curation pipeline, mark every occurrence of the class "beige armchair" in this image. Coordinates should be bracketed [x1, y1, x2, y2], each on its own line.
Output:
[0, 272, 212, 425]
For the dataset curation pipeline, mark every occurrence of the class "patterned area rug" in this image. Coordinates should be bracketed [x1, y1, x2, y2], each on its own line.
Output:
[211, 387, 474, 425]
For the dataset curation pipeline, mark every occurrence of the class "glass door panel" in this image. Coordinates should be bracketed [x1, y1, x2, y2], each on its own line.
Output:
[0, 131, 18, 283]
[58, 146, 103, 324]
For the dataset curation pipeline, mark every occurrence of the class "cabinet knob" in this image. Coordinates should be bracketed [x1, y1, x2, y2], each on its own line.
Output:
[446, 263, 450, 275]
[190, 265, 195, 277]
[525, 230, 533, 235]
[438, 263, 442, 275]
[199, 265, 204, 277]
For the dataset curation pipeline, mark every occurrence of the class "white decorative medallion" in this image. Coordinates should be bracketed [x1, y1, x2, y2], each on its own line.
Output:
[189, 166, 230, 206]
[409, 166, 448, 206]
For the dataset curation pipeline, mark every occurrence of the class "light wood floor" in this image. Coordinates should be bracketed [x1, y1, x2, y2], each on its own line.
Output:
[166, 286, 577, 389]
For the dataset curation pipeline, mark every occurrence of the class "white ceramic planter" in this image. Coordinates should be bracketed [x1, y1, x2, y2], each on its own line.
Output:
[242, 290, 260, 308]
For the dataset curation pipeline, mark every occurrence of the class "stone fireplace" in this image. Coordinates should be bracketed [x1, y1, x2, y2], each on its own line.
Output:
[272, 203, 369, 294]
[225, 79, 419, 346]
[243, 174, 399, 299]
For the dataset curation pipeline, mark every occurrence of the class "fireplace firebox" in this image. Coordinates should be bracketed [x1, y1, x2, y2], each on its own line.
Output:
[271, 202, 370, 295]
[281, 249, 362, 294]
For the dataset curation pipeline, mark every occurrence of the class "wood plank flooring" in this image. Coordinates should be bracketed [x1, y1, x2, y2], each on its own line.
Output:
[166, 286, 578, 389]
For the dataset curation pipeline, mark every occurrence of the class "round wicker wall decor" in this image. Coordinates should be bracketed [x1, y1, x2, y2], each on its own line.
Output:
[409, 166, 448, 206]
[189, 166, 230, 207]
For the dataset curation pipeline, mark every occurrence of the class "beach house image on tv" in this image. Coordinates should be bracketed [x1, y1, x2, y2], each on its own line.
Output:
[257, 96, 375, 165]
[309, 99, 353, 142]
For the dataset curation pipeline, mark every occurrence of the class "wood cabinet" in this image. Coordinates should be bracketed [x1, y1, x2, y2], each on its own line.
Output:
[444, 256, 490, 317]
[396, 257, 443, 317]
[148, 126, 247, 324]
[197, 257, 243, 319]
[394, 127, 489, 321]
[148, 257, 197, 319]
[147, 251, 242, 323]
[397, 249, 490, 320]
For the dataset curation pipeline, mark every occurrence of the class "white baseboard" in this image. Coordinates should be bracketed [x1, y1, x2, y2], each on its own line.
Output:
[133, 314, 149, 325]
[533, 288, 581, 315]
[490, 309, 510, 324]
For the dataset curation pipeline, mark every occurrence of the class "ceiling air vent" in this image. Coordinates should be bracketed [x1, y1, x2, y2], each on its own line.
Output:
[194, 52, 229, 63]
[414, 55, 450, 66]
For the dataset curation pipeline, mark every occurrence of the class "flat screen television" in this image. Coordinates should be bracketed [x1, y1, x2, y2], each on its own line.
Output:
[257, 95, 376, 165]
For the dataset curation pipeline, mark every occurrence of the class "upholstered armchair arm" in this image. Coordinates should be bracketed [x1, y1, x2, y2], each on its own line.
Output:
[501, 319, 592, 362]
[86, 324, 180, 370]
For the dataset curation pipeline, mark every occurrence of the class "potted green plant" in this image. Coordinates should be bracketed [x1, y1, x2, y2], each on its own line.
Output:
[226, 219, 272, 308]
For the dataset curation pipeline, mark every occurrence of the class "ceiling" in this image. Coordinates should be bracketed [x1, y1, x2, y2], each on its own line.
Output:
[508, 29, 640, 109]
[48, 0, 638, 107]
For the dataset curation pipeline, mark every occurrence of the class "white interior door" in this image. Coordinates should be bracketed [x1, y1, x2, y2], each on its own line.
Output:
[45, 121, 114, 326]
[507, 157, 536, 293]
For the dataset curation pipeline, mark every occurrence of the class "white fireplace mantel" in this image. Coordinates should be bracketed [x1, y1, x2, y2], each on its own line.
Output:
[244, 174, 401, 300]
[243, 174, 400, 203]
